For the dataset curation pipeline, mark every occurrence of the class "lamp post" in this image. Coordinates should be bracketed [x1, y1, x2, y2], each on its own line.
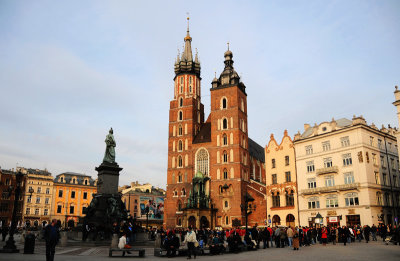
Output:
[314, 212, 323, 228]
[240, 193, 256, 232]
[1, 171, 23, 253]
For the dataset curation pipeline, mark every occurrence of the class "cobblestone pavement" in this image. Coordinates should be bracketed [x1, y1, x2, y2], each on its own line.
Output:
[0, 236, 399, 261]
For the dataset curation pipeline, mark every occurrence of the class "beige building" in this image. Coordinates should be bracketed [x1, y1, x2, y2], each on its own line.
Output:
[19, 167, 54, 227]
[294, 116, 400, 227]
[265, 130, 299, 227]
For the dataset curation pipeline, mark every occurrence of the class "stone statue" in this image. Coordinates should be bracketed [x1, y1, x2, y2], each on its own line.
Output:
[103, 128, 116, 163]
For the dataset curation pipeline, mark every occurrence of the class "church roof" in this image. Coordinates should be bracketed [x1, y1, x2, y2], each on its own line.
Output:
[193, 122, 211, 144]
[248, 138, 265, 163]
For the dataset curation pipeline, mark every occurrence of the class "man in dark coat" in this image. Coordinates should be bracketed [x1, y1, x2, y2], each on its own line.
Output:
[44, 219, 60, 261]
[363, 225, 371, 243]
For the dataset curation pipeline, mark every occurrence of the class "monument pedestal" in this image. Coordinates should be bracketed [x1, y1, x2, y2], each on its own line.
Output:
[84, 162, 127, 240]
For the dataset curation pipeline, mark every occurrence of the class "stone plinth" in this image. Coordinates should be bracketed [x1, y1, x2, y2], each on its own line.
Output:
[95, 162, 122, 194]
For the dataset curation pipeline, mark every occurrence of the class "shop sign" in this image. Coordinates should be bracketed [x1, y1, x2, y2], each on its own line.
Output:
[348, 209, 355, 214]
[327, 211, 337, 216]
[329, 217, 338, 223]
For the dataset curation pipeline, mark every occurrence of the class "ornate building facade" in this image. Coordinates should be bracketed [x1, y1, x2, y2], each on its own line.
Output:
[265, 130, 299, 227]
[294, 116, 400, 227]
[51, 172, 96, 228]
[20, 167, 53, 227]
[164, 20, 266, 229]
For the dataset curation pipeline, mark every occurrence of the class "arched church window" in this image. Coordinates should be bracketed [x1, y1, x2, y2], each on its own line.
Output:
[178, 111, 183, 121]
[223, 168, 228, 179]
[225, 216, 229, 225]
[222, 118, 228, 129]
[181, 188, 186, 196]
[223, 151, 228, 163]
[223, 134, 228, 146]
[178, 125, 183, 136]
[179, 97, 183, 107]
[178, 156, 183, 168]
[222, 97, 227, 109]
[196, 148, 209, 176]
[178, 140, 183, 151]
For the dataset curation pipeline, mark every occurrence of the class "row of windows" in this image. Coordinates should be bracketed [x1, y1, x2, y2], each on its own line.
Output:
[58, 177, 90, 185]
[305, 137, 350, 155]
[56, 205, 87, 214]
[27, 186, 51, 194]
[369, 136, 397, 152]
[58, 190, 89, 199]
[27, 196, 51, 204]
[173, 188, 187, 197]
[374, 171, 399, 187]
[306, 153, 352, 173]
[26, 207, 49, 216]
[271, 171, 292, 184]
[271, 190, 295, 207]
[271, 156, 290, 168]
[307, 193, 359, 209]
[176, 76, 198, 96]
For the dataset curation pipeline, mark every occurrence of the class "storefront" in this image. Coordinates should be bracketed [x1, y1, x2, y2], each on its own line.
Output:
[346, 215, 360, 227]
[327, 216, 340, 227]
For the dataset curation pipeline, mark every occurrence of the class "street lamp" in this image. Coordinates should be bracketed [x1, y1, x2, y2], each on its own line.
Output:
[314, 212, 323, 228]
[240, 193, 256, 232]
[1, 171, 23, 253]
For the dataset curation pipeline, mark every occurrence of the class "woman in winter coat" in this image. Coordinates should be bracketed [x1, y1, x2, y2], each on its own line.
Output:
[321, 227, 328, 246]
[293, 228, 300, 250]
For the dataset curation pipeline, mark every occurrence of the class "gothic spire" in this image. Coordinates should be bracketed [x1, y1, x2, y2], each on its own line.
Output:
[181, 17, 193, 62]
[174, 16, 200, 77]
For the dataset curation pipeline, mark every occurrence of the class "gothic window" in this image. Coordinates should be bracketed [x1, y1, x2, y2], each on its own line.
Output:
[225, 216, 229, 225]
[181, 188, 186, 196]
[224, 200, 228, 208]
[178, 173, 182, 183]
[173, 190, 178, 197]
[223, 134, 228, 146]
[221, 97, 227, 109]
[178, 140, 183, 151]
[178, 156, 183, 168]
[223, 169, 228, 179]
[179, 97, 183, 107]
[223, 151, 228, 163]
[241, 98, 244, 112]
[222, 118, 228, 129]
[178, 111, 183, 121]
[178, 125, 183, 136]
[177, 201, 182, 211]
[196, 148, 209, 176]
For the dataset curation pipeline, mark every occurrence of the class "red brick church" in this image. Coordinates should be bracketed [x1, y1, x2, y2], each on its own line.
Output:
[164, 20, 266, 229]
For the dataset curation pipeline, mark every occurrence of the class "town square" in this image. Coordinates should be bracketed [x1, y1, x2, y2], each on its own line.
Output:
[0, 0, 400, 260]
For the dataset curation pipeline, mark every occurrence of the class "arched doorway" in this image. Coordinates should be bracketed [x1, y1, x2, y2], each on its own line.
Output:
[68, 219, 75, 228]
[188, 216, 196, 229]
[200, 216, 209, 229]
[272, 215, 281, 226]
[25, 220, 31, 227]
[42, 221, 47, 227]
[33, 220, 39, 227]
[286, 214, 295, 228]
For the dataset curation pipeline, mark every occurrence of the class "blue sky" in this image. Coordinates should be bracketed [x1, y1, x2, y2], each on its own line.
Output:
[0, 0, 399, 188]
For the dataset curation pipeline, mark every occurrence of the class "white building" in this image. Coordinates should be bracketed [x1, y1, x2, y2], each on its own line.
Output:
[294, 116, 400, 227]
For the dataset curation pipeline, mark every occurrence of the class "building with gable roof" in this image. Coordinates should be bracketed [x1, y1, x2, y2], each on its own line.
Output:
[265, 130, 299, 227]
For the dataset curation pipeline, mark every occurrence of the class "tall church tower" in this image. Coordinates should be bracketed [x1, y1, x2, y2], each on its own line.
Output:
[209, 48, 251, 227]
[164, 18, 204, 228]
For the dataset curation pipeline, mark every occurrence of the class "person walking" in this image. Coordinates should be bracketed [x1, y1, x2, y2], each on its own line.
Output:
[287, 226, 294, 247]
[363, 225, 371, 243]
[183, 226, 197, 259]
[293, 228, 300, 250]
[371, 224, 377, 241]
[44, 219, 60, 261]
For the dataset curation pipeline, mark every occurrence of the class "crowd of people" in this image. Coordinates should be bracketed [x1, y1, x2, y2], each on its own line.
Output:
[148, 223, 400, 258]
